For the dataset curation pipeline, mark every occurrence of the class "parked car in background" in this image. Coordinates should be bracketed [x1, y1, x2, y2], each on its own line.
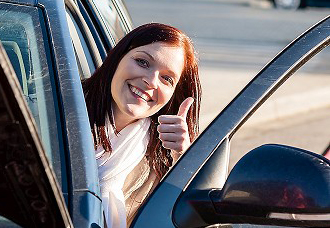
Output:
[0, 0, 329, 226]
[269, 0, 330, 10]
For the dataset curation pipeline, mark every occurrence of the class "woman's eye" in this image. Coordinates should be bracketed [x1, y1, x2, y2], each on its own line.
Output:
[162, 75, 174, 85]
[135, 58, 149, 68]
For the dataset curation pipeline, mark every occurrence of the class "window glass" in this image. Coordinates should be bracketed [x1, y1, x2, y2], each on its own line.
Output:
[0, 4, 62, 183]
[230, 45, 330, 171]
[0, 216, 21, 228]
[92, 0, 126, 43]
[66, 9, 95, 79]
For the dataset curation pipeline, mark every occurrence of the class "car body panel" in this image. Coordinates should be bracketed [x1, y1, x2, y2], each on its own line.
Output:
[38, 0, 104, 226]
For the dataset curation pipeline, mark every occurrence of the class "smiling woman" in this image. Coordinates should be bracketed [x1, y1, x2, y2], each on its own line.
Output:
[82, 23, 201, 227]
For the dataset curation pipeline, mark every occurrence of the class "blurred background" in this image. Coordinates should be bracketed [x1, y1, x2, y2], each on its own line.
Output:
[124, 0, 330, 169]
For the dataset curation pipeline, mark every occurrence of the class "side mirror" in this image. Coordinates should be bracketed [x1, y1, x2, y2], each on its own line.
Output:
[173, 144, 330, 227]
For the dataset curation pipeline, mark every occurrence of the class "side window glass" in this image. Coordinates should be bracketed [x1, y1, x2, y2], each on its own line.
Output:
[0, 4, 62, 183]
[0, 216, 21, 228]
[230, 46, 330, 170]
[92, 0, 127, 43]
[66, 9, 95, 79]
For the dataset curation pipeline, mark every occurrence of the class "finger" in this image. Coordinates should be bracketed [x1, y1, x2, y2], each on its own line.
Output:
[158, 115, 185, 124]
[159, 132, 184, 142]
[157, 124, 186, 134]
[177, 97, 194, 119]
[161, 141, 182, 151]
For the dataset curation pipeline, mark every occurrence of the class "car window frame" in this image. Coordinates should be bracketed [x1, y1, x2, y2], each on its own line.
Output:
[79, 0, 117, 50]
[78, 0, 132, 52]
[65, 0, 102, 70]
[76, 0, 107, 59]
[66, 8, 96, 79]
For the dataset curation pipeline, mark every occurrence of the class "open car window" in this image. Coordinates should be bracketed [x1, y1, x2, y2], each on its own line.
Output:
[231, 43, 330, 170]
[131, 16, 330, 228]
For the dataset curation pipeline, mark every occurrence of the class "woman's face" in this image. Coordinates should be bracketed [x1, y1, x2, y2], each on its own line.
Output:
[111, 42, 185, 128]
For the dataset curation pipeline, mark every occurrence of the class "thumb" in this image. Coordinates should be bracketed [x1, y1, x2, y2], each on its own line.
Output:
[177, 97, 194, 119]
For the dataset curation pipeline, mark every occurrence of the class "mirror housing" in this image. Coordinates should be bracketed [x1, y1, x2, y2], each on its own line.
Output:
[173, 144, 330, 227]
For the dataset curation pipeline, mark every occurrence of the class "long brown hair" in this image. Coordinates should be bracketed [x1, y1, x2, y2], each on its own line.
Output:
[83, 23, 201, 178]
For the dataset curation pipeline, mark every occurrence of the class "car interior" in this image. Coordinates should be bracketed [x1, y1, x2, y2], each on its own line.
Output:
[0, 21, 40, 128]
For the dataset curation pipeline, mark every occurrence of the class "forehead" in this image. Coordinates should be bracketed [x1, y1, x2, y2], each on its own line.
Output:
[131, 42, 185, 77]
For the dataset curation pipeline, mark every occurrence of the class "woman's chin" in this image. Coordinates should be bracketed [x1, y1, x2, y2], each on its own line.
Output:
[126, 107, 151, 119]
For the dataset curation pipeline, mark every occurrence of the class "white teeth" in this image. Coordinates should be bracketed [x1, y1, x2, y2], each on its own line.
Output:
[130, 85, 149, 101]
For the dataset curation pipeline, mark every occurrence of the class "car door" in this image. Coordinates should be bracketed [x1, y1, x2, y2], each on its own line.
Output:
[0, 41, 72, 227]
[131, 16, 330, 227]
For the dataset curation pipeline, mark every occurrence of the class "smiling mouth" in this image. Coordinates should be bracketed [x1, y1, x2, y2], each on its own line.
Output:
[128, 84, 152, 102]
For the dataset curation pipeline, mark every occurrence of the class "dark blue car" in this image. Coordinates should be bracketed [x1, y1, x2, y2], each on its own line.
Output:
[0, 0, 329, 227]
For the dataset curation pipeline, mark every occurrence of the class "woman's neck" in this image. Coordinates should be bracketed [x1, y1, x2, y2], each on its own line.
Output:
[111, 103, 138, 132]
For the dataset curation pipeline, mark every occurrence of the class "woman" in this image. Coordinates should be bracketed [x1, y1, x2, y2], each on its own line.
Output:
[83, 23, 201, 227]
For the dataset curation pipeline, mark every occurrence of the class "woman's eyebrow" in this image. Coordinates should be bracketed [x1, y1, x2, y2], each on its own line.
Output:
[136, 51, 155, 61]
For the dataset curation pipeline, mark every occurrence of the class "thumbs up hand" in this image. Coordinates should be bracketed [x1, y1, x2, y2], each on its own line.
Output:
[158, 97, 194, 160]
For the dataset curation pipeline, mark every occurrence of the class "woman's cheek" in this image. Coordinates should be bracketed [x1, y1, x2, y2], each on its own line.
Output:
[151, 89, 172, 113]
[161, 86, 176, 103]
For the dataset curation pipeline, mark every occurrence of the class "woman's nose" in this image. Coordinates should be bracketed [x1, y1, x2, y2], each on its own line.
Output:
[143, 70, 159, 89]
